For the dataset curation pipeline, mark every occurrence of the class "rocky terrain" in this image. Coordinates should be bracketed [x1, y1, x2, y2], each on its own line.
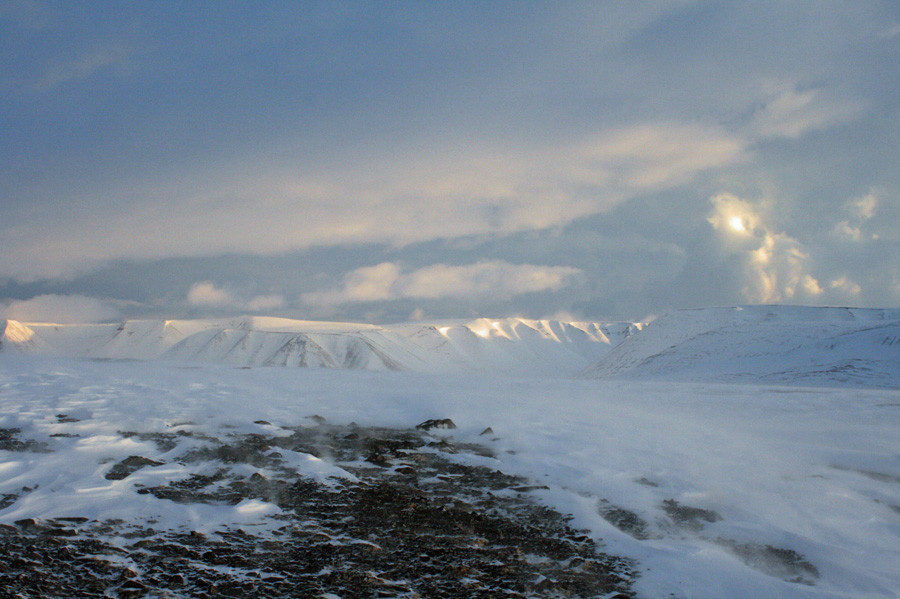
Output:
[0, 419, 635, 599]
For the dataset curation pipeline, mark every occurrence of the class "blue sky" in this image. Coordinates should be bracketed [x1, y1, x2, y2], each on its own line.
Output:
[2, 1, 899, 323]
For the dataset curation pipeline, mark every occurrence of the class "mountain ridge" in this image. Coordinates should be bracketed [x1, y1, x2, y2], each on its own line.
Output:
[0, 316, 637, 377]
[4, 306, 898, 386]
[581, 305, 900, 387]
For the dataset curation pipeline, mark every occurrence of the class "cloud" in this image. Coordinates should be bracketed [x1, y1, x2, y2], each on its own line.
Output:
[245, 294, 285, 311]
[0, 122, 747, 282]
[830, 276, 862, 296]
[187, 282, 235, 307]
[750, 82, 862, 139]
[575, 124, 747, 190]
[834, 190, 879, 241]
[848, 192, 878, 220]
[302, 260, 582, 306]
[34, 45, 132, 91]
[707, 193, 765, 240]
[186, 282, 284, 313]
[708, 193, 823, 303]
[0, 294, 119, 323]
[881, 24, 900, 39]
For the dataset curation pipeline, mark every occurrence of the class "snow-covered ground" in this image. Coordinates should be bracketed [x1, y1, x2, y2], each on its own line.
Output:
[1, 351, 898, 598]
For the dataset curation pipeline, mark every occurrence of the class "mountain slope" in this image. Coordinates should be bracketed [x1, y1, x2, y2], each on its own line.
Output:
[583, 305, 900, 387]
[0, 317, 637, 377]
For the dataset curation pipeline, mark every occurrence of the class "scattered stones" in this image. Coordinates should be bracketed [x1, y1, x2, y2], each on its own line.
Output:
[118, 431, 180, 452]
[0, 428, 50, 453]
[1, 422, 636, 598]
[661, 499, 721, 531]
[416, 418, 457, 431]
[598, 501, 650, 540]
[105, 456, 164, 480]
[717, 539, 819, 585]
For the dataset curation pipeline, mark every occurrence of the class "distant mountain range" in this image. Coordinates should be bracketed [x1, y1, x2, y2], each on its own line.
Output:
[0, 316, 637, 377]
[3, 306, 898, 386]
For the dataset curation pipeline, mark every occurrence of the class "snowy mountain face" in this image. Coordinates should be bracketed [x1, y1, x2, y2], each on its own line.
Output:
[4, 306, 898, 387]
[0, 317, 638, 377]
[583, 305, 900, 388]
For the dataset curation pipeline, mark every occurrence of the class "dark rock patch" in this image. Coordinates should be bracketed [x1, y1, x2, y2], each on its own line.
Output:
[1, 422, 636, 599]
[599, 501, 650, 540]
[0, 427, 50, 453]
[105, 456, 164, 480]
[416, 418, 457, 431]
[717, 539, 819, 585]
[661, 499, 721, 531]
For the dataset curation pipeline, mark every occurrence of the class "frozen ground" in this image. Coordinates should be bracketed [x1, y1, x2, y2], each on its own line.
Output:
[1, 354, 898, 598]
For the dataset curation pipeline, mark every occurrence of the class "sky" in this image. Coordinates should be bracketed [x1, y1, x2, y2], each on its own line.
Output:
[1, 0, 899, 324]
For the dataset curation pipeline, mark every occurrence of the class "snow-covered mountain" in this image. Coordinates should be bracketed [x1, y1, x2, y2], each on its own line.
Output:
[4, 306, 898, 385]
[583, 305, 900, 387]
[0, 316, 638, 377]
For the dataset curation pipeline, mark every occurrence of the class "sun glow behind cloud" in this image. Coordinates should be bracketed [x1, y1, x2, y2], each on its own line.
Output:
[708, 193, 828, 304]
[728, 216, 746, 232]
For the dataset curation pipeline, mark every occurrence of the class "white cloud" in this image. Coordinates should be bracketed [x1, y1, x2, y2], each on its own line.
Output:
[849, 192, 878, 220]
[0, 294, 119, 323]
[187, 282, 235, 307]
[834, 191, 879, 241]
[576, 124, 747, 190]
[0, 123, 747, 282]
[830, 276, 862, 296]
[708, 193, 823, 303]
[750, 82, 862, 140]
[707, 193, 765, 240]
[35, 44, 131, 91]
[186, 282, 285, 313]
[302, 260, 582, 306]
[245, 294, 285, 311]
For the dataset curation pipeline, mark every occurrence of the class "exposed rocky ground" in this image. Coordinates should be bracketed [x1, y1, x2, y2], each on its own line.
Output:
[0, 420, 636, 598]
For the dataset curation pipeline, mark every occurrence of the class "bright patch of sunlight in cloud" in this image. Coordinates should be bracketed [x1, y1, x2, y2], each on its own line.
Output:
[709, 193, 823, 303]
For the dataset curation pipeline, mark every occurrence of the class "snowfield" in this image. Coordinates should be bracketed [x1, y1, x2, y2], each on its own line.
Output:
[1, 306, 899, 598]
